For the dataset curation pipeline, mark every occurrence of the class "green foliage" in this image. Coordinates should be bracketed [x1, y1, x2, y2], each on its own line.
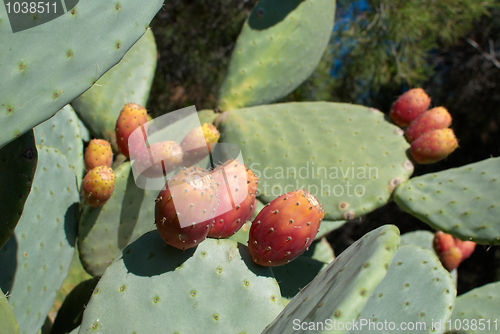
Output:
[329, 0, 495, 103]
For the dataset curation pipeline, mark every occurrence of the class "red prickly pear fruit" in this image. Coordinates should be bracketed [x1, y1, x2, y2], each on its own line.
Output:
[433, 231, 455, 254]
[180, 123, 220, 167]
[81, 166, 116, 207]
[207, 161, 258, 239]
[389, 88, 431, 127]
[438, 246, 463, 271]
[248, 189, 324, 267]
[405, 107, 452, 143]
[134, 141, 183, 178]
[115, 103, 148, 158]
[155, 166, 218, 250]
[455, 239, 476, 261]
[84, 139, 113, 171]
[410, 128, 458, 164]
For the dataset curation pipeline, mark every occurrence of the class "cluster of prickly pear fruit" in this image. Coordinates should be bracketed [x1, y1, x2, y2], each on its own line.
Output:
[154, 158, 324, 267]
[433, 231, 476, 271]
[390, 88, 458, 164]
[82, 139, 115, 207]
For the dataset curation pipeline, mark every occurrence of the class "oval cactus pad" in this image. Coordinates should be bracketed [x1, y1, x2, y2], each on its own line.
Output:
[394, 157, 500, 245]
[448, 282, 500, 334]
[217, 102, 413, 221]
[0, 0, 163, 149]
[263, 225, 400, 334]
[217, 0, 336, 110]
[79, 233, 284, 334]
[0, 146, 80, 334]
[351, 245, 456, 334]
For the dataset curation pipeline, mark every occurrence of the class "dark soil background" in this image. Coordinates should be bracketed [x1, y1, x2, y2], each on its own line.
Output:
[148, 1, 500, 296]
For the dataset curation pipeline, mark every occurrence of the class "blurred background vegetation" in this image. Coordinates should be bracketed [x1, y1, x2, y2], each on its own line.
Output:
[148, 0, 500, 293]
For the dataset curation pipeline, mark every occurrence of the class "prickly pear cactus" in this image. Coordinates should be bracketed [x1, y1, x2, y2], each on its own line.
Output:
[349, 245, 456, 334]
[0, 0, 163, 149]
[400, 230, 458, 283]
[446, 282, 500, 334]
[218, 0, 336, 110]
[79, 232, 285, 334]
[0, 131, 37, 250]
[217, 102, 413, 220]
[262, 225, 400, 334]
[77, 162, 158, 276]
[0, 288, 19, 334]
[34, 104, 84, 188]
[0, 146, 80, 334]
[72, 29, 157, 144]
[198, 109, 218, 125]
[394, 157, 500, 245]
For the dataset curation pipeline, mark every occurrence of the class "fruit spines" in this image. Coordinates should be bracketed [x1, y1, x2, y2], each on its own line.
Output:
[389, 88, 431, 127]
[115, 103, 148, 158]
[81, 166, 116, 207]
[180, 123, 220, 167]
[133, 140, 183, 178]
[405, 107, 452, 143]
[155, 166, 218, 250]
[84, 139, 113, 171]
[248, 189, 324, 267]
[207, 161, 259, 239]
[410, 128, 458, 164]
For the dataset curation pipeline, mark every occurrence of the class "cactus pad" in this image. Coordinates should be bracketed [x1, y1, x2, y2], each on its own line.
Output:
[0, 1, 163, 149]
[350, 245, 456, 334]
[79, 232, 284, 333]
[394, 157, 500, 245]
[0, 146, 80, 334]
[218, 0, 336, 110]
[447, 282, 500, 334]
[262, 225, 400, 334]
[72, 29, 157, 144]
[0, 288, 19, 334]
[0, 131, 37, 250]
[34, 104, 84, 188]
[78, 162, 159, 276]
[218, 102, 412, 220]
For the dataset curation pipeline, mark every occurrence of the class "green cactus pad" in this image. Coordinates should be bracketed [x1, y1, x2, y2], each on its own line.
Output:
[447, 282, 500, 334]
[0, 146, 80, 334]
[198, 109, 218, 125]
[262, 225, 400, 334]
[78, 161, 158, 276]
[0, 131, 37, 250]
[304, 237, 335, 264]
[316, 220, 347, 240]
[0, 1, 163, 149]
[49, 250, 93, 322]
[217, 102, 413, 220]
[70, 326, 80, 334]
[72, 29, 157, 144]
[349, 245, 456, 334]
[51, 278, 99, 334]
[394, 157, 500, 245]
[0, 288, 19, 334]
[79, 232, 284, 334]
[77, 117, 91, 143]
[217, 0, 336, 110]
[401, 230, 458, 286]
[34, 104, 84, 188]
